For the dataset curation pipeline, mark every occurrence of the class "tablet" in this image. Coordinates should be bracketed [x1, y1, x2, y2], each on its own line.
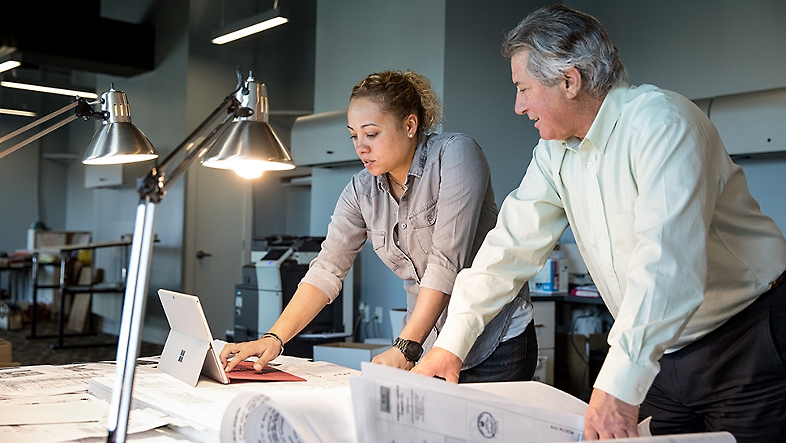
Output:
[157, 289, 230, 386]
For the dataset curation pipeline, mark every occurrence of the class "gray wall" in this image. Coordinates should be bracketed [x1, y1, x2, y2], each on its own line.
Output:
[291, 0, 786, 340]
[85, 0, 191, 342]
[2, 0, 784, 343]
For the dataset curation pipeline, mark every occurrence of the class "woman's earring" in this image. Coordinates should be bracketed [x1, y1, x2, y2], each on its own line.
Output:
[408, 133, 413, 138]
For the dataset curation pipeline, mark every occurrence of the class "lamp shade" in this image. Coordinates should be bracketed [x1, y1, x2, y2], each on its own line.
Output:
[83, 88, 158, 165]
[202, 77, 295, 178]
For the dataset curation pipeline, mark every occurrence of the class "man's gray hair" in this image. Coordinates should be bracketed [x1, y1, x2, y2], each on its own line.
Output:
[502, 4, 627, 98]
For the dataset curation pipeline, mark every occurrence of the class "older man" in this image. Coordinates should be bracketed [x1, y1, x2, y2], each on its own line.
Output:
[413, 5, 786, 442]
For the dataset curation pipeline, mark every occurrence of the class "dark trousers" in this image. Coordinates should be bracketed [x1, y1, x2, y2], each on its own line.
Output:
[639, 273, 786, 443]
[458, 320, 538, 383]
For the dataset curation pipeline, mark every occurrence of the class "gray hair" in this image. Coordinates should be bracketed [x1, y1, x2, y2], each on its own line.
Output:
[502, 4, 627, 98]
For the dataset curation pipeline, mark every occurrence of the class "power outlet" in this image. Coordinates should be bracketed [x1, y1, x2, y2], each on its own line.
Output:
[360, 302, 370, 323]
[374, 307, 383, 324]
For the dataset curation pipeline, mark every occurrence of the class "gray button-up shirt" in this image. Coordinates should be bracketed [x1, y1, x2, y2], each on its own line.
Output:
[301, 132, 531, 366]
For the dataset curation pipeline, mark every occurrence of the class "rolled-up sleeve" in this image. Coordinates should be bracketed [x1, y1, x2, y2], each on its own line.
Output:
[420, 136, 493, 295]
[300, 180, 367, 303]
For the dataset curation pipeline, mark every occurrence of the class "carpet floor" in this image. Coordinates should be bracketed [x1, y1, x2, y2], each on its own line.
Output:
[0, 319, 163, 366]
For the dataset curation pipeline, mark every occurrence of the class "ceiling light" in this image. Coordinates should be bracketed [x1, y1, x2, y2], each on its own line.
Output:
[0, 81, 99, 99]
[211, 8, 288, 45]
[0, 60, 21, 74]
[0, 107, 35, 117]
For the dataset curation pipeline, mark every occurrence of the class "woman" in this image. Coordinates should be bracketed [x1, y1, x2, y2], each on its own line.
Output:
[220, 70, 537, 382]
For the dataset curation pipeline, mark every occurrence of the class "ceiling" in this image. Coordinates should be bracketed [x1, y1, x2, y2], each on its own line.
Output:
[1, 0, 155, 78]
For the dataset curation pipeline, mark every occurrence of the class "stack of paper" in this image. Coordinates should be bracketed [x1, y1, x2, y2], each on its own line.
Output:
[88, 356, 360, 443]
[0, 363, 167, 442]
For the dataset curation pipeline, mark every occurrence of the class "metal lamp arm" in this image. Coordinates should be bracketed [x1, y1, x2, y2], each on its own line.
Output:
[0, 97, 105, 160]
[136, 94, 248, 203]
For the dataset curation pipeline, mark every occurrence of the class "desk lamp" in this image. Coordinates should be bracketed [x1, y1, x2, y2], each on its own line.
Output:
[96, 70, 294, 443]
[1, 69, 296, 443]
[0, 86, 156, 161]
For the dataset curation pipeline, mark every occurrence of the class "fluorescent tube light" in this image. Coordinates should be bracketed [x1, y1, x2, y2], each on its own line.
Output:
[0, 107, 36, 117]
[0, 81, 99, 99]
[211, 9, 288, 45]
[0, 60, 21, 74]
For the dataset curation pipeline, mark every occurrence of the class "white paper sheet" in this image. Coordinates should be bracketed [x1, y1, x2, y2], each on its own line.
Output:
[0, 393, 106, 425]
[352, 362, 585, 443]
[0, 363, 119, 398]
[0, 406, 167, 443]
[89, 358, 360, 443]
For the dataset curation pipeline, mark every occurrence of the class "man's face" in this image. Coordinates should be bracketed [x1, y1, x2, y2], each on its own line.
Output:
[511, 51, 576, 141]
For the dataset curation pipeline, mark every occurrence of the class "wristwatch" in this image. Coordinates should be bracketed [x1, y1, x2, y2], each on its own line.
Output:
[393, 337, 423, 363]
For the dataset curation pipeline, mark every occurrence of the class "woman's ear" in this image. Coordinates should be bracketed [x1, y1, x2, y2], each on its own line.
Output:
[404, 114, 419, 137]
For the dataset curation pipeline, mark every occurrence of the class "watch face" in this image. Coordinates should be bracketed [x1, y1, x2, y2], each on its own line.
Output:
[395, 338, 423, 362]
[404, 345, 420, 361]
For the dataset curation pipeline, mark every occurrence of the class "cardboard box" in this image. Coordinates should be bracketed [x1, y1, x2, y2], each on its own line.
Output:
[0, 305, 22, 331]
[27, 229, 92, 250]
[0, 338, 18, 367]
[313, 342, 388, 370]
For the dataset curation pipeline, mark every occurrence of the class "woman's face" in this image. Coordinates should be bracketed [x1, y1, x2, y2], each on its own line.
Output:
[347, 97, 417, 179]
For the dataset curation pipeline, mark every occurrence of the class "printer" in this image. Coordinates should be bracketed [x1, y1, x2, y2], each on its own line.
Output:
[233, 236, 355, 353]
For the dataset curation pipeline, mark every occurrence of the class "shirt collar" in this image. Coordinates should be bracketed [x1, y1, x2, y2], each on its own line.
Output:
[563, 83, 629, 154]
[376, 133, 429, 191]
[408, 133, 429, 179]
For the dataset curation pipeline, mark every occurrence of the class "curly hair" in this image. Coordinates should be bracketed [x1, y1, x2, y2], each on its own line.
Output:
[350, 70, 443, 134]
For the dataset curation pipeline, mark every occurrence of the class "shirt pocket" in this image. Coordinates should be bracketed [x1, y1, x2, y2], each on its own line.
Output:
[367, 230, 386, 250]
[368, 230, 400, 272]
[410, 199, 437, 255]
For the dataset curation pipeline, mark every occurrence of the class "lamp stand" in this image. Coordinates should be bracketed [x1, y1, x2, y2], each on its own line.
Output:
[107, 196, 157, 443]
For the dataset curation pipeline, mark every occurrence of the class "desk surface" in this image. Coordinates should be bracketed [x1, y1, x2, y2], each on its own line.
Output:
[0, 356, 358, 442]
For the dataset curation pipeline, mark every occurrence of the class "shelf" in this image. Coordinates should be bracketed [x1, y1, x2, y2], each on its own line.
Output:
[281, 175, 312, 187]
[42, 152, 80, 166]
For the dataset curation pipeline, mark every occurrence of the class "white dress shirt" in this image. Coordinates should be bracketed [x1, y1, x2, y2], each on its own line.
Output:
[435, 84, 786, 405]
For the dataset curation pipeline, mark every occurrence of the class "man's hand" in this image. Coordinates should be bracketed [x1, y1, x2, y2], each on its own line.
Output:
[583, 388, 640, 439]
[372, 347, 414, 370]
[220, 338, 282, 372]
[410, 347, 461, 383]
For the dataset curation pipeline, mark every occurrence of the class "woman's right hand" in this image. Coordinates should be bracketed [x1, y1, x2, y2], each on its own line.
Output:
[220, 337, 282, 372]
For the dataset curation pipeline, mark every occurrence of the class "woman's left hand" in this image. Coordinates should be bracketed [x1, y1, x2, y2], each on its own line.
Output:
[371, 347, 414, 370]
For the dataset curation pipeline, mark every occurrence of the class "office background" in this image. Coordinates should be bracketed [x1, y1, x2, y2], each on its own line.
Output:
[1, 0, 784, 345]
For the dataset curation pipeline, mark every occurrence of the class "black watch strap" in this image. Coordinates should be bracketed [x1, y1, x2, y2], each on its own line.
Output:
[393, 337, 423, 362]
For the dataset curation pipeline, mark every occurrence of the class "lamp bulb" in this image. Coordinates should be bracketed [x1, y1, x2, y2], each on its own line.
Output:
[233, 165, 264, 179]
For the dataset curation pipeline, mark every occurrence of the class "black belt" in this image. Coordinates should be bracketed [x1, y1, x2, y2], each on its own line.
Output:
[769, 269, 786, 291]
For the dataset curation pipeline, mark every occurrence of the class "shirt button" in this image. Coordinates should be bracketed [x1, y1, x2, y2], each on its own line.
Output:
[401, 223, 407, 229]
[587, 162, 593, 168]
[600, 236, 607, 243]
[593, 200, 599, 206]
